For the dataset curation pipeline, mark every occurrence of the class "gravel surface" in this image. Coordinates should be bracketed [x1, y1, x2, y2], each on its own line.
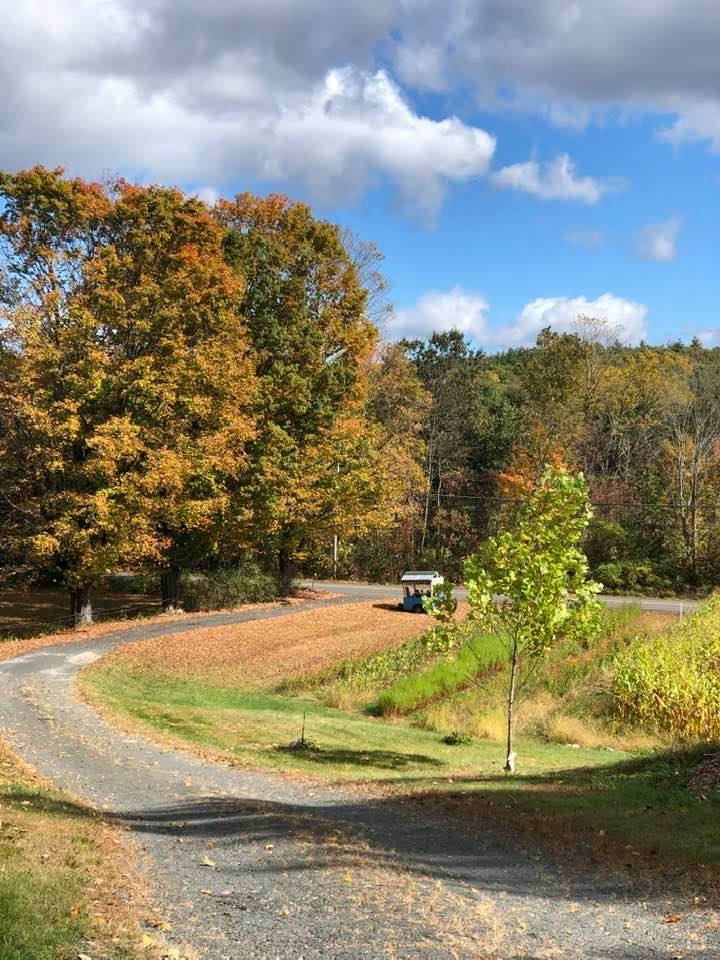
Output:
[0, 596, 716, 959]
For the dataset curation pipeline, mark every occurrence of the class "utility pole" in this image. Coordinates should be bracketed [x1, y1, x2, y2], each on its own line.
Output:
[332, 461, 340, 579]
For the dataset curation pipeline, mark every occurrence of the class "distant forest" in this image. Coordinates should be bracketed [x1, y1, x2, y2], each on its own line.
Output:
[340, 322, 720, 595]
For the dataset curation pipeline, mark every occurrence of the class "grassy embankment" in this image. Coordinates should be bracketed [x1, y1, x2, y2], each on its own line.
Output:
[81, 600, 720, 867]
[0, 740, 151, 960]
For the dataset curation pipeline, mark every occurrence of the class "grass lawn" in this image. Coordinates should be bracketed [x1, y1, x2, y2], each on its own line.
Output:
[0, 740, 150, 960]
[82, 666, 617, 781]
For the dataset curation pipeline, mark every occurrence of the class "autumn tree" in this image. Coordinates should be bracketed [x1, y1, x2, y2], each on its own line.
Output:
[0, 168, 257, 621]
[216, 194, 376, 579]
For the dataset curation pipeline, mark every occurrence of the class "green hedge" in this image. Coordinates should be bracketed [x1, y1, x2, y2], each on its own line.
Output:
[614, 595, 720, 740]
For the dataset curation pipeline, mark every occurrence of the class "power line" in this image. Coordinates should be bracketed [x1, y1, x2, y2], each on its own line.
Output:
[418, 490, 720, 511]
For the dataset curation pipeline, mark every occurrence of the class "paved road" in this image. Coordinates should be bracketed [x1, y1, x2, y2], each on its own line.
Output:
[304, 580, 700, 616]
[0, 594, 714, 959]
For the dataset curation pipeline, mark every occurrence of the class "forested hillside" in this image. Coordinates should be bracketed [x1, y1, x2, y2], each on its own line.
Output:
[340, 324, 720, 595]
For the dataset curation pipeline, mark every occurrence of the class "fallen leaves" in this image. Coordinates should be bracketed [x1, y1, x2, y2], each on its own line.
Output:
[93, 602, 432, 689]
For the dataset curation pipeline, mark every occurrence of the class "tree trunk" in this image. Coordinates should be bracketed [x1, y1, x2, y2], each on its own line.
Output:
[161, 564, 182, 612]
[504, 641, 518, 773]
[278, 546, 294, 587]
[69, 585, 93, 627]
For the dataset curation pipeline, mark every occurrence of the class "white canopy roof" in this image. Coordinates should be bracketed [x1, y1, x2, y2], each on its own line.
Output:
[400, 570, 442, 583]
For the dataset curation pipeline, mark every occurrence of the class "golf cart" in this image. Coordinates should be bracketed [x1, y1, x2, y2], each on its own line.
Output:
[399, 570, 444, 613]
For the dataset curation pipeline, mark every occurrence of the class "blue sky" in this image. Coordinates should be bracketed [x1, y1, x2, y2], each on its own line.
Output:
[3, 1, 719, 349]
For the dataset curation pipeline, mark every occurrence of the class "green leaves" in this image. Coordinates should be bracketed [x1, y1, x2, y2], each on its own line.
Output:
[464, 469, 602, 657]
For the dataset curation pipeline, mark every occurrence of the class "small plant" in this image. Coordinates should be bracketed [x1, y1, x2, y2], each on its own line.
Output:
[278, 711, 320, 752]
[443, 730, 473, 746]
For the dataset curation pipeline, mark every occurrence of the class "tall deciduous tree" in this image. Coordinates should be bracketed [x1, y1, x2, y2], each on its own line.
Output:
[0, 168, 257, 620]
[216, 193, 376, 578]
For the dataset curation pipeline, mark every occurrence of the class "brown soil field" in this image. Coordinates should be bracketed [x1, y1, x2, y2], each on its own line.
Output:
[100, 601, 433, 688]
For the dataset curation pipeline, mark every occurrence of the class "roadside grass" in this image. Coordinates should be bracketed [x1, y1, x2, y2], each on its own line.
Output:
[416, 744, 720, 868]
[80, 601, 720, 869]
[80, 664, 720, 867]
[82, 665, 621, 782]
[0, 740, 149, 960]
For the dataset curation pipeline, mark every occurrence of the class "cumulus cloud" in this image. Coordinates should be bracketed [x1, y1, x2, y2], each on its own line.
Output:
[504, 293, 649, 346]
[0, 1, 495, 217]
[390, 287, 490, 340]
[392, 289, 648, 348]
[635, 217, 681, 262]
[394, 1, 720, 152]
[490, 154, 621, 204]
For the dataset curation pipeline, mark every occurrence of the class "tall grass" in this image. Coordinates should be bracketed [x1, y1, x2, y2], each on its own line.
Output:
[614, 595, 720, 740]
[373, 631, 505, 716]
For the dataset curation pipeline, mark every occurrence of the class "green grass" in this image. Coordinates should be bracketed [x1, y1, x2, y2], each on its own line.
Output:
[81, 604, 720, 869]
[83, 665, 622, 783]
[0, 746, 143, 960]
[0, 868, 86, 960]
[82, 664, 720, 865]
[426, 744, 720, 866]
[373, 631, 505, 716]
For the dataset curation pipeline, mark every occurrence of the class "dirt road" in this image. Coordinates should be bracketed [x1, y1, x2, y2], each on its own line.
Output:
[0, 595, 715, 959]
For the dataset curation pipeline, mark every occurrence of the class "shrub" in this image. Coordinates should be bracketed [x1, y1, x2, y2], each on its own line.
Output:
[594, 559, 674, 595]
[443, 730, 473, 746]
[614, 595, 720, 740]
[102, 572, 160, 594]
[181, 564, 282, 612]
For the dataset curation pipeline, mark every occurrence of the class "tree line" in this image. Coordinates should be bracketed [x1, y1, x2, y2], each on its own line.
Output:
[2, 167, 719, 624]
[342, 322, 720, 596]
[0, 167, 414, 622]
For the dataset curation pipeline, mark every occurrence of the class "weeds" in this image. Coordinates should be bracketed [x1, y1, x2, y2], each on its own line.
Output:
[614, 595, 720, 740]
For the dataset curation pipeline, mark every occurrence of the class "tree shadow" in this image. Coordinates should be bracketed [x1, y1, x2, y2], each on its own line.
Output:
[273, 743, 443, 770]
[0, 785, 99, 821]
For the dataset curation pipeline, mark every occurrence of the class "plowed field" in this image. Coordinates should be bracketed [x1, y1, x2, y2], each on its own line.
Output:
[99, 601, 431, 688]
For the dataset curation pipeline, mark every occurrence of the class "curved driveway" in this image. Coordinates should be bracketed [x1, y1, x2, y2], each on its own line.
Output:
[0, 592, 713, 959]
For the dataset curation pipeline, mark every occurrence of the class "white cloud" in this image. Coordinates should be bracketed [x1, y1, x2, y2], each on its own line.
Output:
[504, 294, 649, 346]
[695, 329, 720, 346]
[490, 154, 622, 204]
[635, 217, 681, 262]
[0, 3, 494, 218]
[391, 287, 490, 340]
[657, 101, 720, 153]
[392, 289, 649, 348]
[564, 229, 605, 247]
[394, 1, 720, 154]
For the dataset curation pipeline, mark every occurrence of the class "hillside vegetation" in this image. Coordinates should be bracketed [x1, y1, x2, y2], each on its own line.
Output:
[615, 595, 720, 740]
[297, 605, 671, 750]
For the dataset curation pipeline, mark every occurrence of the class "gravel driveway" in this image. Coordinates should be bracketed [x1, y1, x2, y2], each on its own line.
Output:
[0, 597, 715, 959]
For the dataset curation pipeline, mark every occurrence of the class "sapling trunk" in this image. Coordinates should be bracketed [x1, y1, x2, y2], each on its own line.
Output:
[504, 640, 518, 774]
[70, 585, 93, 627]
[161, 564, 182, 612]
